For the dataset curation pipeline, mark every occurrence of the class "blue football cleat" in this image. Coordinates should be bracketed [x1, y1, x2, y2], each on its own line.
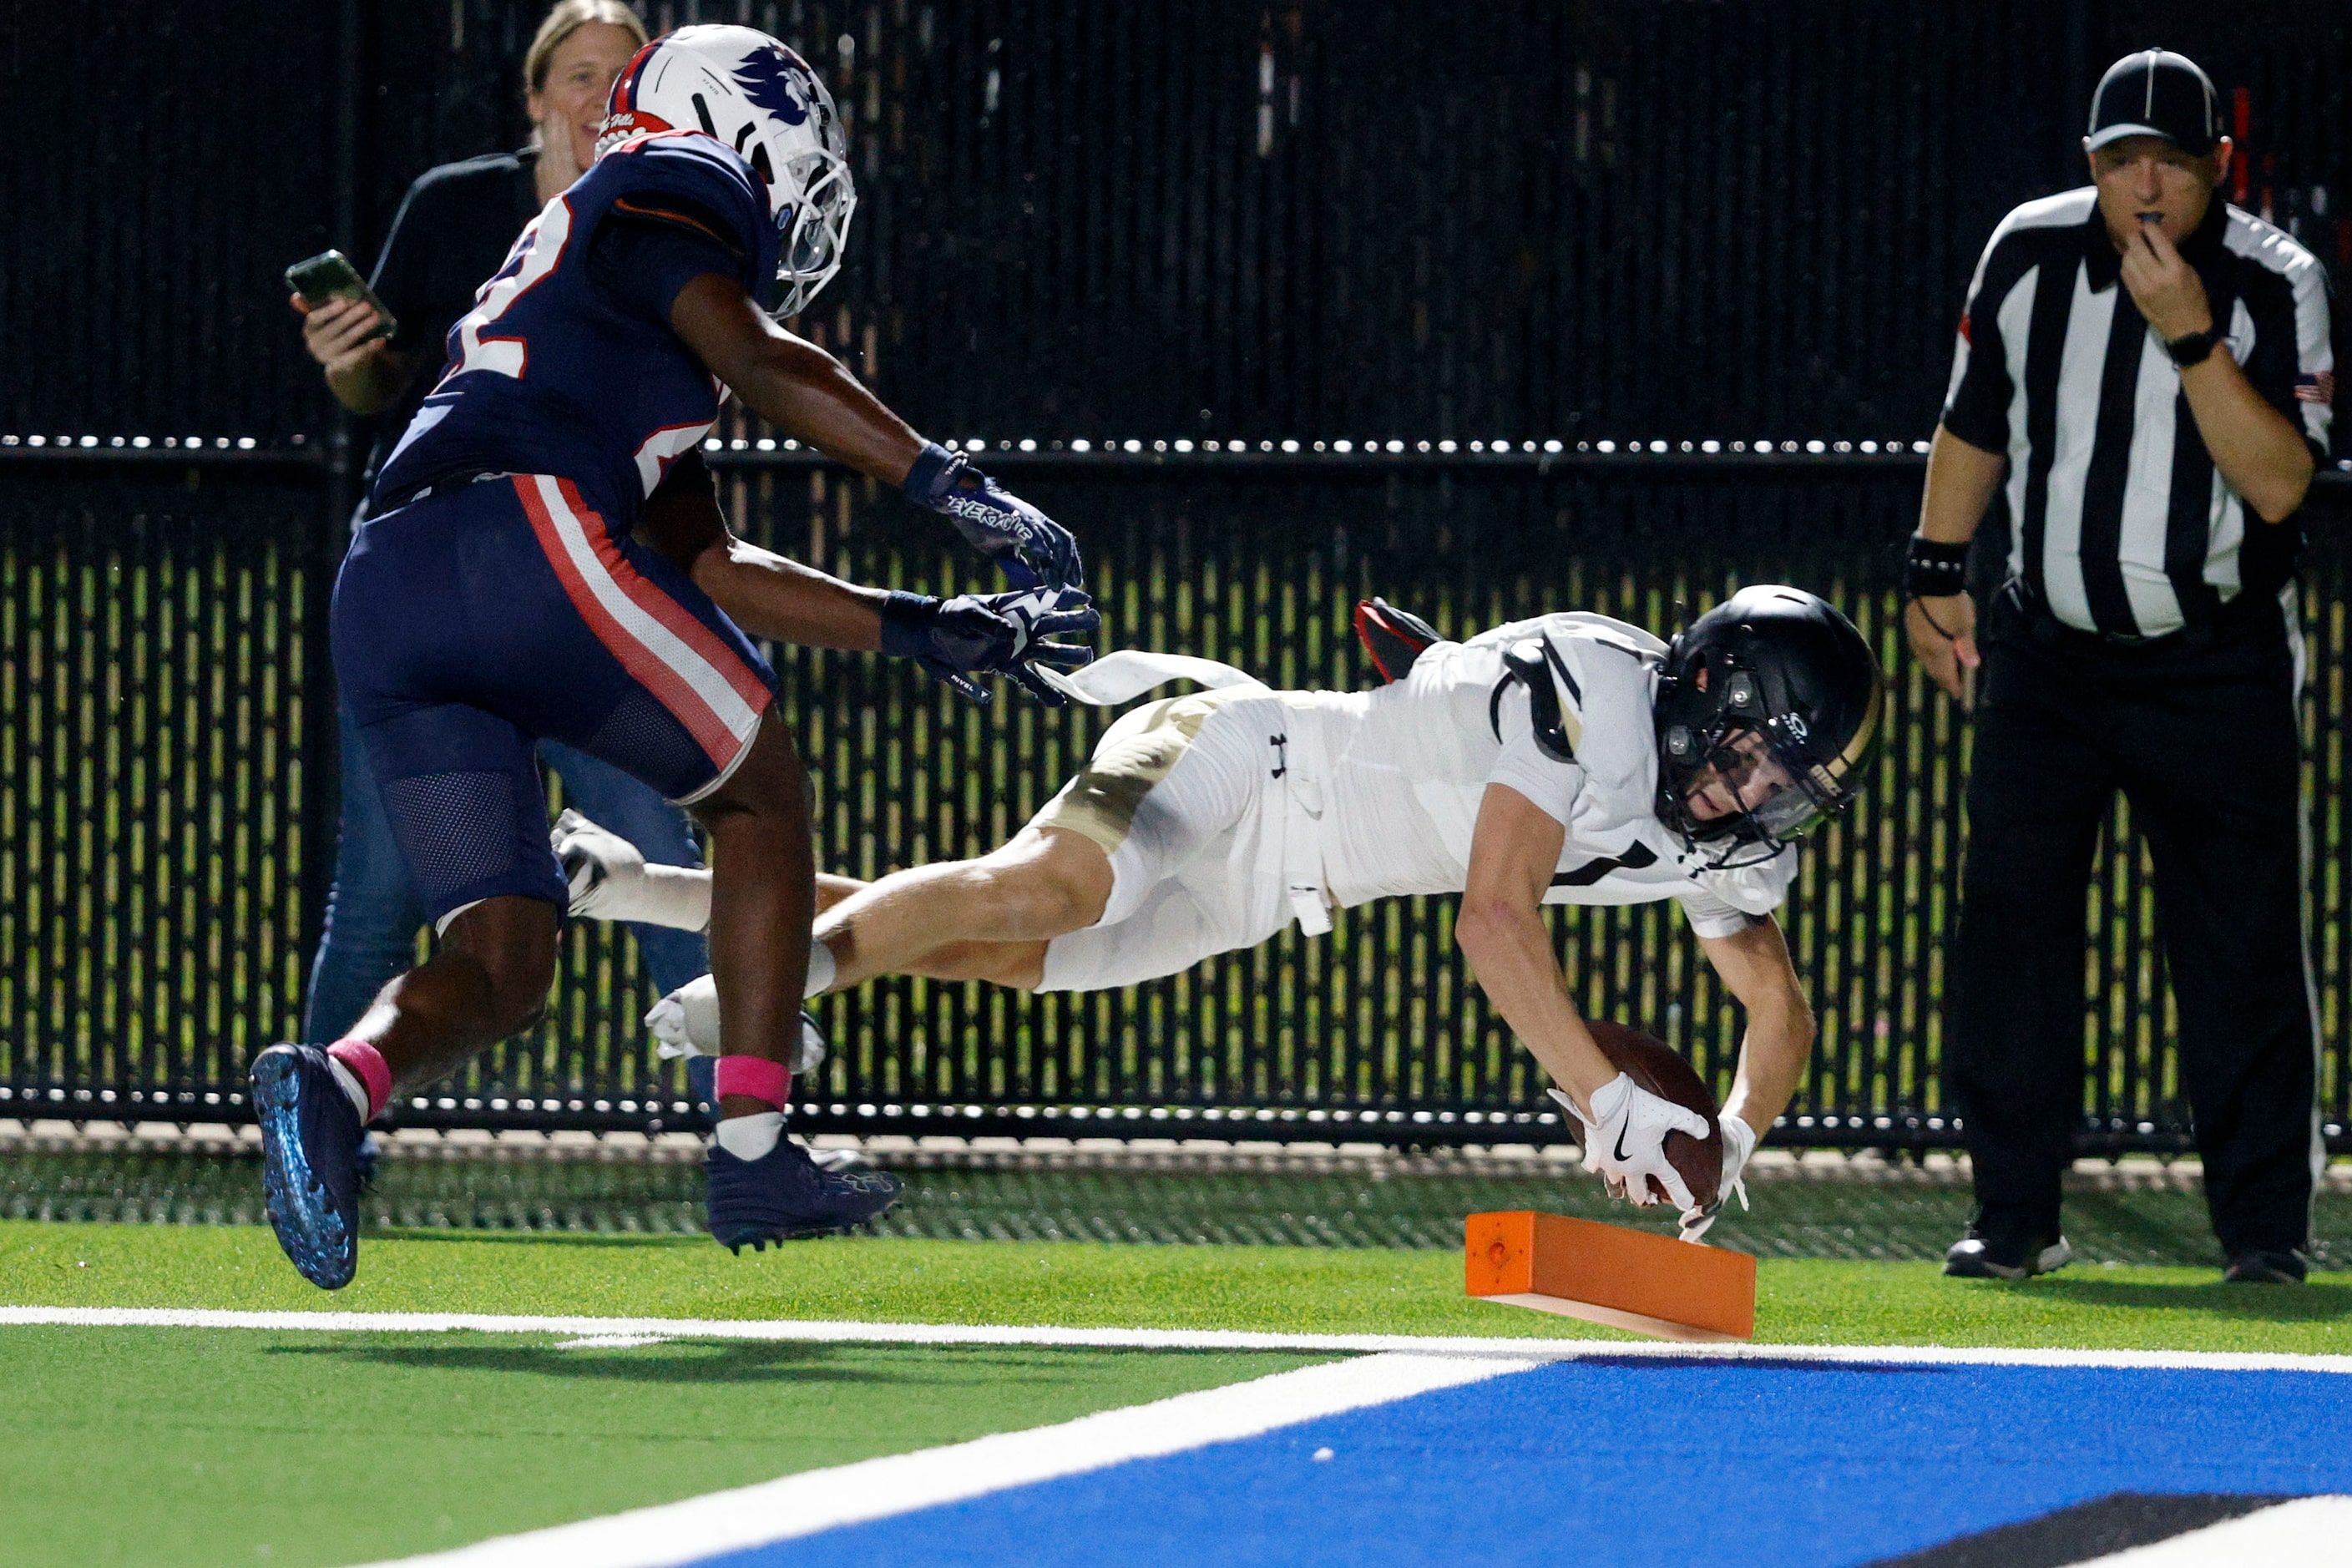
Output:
[250, 1044, 366, 1289]
[706, 1136, 904, 1251]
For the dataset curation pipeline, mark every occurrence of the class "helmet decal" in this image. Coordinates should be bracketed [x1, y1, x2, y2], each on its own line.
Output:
[1785, 673, 1881, 811]
[1831, 678, 1882, 776]
[608, 39, 660, 118]
[731, 48, 813, 126]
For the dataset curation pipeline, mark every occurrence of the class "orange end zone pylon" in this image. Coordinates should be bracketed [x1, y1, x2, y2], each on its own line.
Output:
[1464, 1210, 1757, 1343]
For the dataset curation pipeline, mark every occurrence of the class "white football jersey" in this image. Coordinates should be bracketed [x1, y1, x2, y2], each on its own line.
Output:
[1291, 613, 1796, 937]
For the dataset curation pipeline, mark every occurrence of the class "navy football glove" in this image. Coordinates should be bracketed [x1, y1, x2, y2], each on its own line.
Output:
[903, 442, 1084, 590]
[878, 586, 1099, 706]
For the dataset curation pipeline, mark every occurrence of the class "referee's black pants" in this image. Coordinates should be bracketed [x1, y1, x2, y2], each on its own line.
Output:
[1949, 584, 2318, 1257]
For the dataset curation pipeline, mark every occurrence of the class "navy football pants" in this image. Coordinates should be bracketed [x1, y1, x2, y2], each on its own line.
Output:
[331, 474, 776, 926]
[301, 703, 712, 1043]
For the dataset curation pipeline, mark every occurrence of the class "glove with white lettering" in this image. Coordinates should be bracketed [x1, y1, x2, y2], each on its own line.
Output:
[1549, 1074, 1712, 1211]
[903, 441, 1084, 590]
[1677, 1113, 1757, 1243]
[878, 585, 1099, 706]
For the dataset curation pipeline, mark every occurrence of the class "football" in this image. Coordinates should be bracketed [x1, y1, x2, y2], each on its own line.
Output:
[1584, 1020, 1724, 1206]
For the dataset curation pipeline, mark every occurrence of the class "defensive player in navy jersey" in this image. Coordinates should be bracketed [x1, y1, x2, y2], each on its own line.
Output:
[250, 25, 1095, 1289]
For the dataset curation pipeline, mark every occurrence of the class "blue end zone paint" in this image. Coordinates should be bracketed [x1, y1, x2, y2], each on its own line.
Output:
[698, 1360, 2352, 1567]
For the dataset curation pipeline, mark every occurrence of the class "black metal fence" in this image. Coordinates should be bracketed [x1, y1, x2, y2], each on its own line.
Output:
[0, 458, 326, 1110]
[3, 0, 2349, 1150]
[2, 451, 2347, 1151]
[7, 1, 2347, 444]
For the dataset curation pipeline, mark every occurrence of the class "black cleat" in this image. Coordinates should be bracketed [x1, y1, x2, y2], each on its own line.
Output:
[1353, 597, 1444, 683]
[2223, 1249, 2308, 1285]
[706, 1136, 903, 1249]
[1944, 1228, 2072, 1281]
[251, 1044, 367, 1290]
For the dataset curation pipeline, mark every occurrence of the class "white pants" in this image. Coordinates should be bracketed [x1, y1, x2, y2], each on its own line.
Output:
[1029, 689, 1293, 992]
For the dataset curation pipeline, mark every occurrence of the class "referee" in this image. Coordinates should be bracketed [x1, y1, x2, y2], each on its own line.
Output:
[1904, 49, 2334, 1284]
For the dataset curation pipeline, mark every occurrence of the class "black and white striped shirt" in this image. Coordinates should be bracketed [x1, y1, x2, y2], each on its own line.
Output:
[1942, 189, 2334, 639]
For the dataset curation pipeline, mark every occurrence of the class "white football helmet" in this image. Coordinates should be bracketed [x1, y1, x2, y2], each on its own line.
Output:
[599, 24, 856, 317]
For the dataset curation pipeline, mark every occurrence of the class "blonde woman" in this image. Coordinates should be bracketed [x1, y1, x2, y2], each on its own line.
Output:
[297, 2, 645, 432]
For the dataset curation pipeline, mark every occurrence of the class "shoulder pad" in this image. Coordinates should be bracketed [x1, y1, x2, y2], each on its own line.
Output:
[582, 134, 772, 285]
[1490, 636, 1582, 763]
[608, 190, 751, 266]
[590, 135, 765, 225]
[1544, 611, 1668, 662]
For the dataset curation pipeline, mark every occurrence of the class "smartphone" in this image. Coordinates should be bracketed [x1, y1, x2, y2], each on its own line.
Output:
[284, 250, 397, 341]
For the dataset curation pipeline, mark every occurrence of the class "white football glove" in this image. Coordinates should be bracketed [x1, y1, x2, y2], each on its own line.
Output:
[643, 975, 827, 1072]
[1677, 1113, 1757, 1243]
[550, 808, 711, 930]
[645, 974, 718, 1059]
[1549, 1073, 1712, 1211]
[552, 808, 646, 920]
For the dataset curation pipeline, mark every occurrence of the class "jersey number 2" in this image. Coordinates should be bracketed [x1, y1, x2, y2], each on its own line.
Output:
[451, 198, 574, 380]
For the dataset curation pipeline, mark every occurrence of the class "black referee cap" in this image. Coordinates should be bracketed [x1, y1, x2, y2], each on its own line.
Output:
[2086, 48, 2220, 156]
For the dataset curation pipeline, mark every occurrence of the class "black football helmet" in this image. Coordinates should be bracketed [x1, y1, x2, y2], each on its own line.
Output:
[1653, 585, 1884, 866]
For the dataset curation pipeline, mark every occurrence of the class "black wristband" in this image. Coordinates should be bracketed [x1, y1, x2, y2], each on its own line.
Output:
[902, 441, 965, 508]
[2164, 327, 2220, 367]
[876, 590, 941, 660]
[1904, 534, 1969, 598]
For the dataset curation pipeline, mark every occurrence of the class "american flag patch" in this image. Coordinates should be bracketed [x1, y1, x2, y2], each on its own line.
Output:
[2297, 372, 2336, 403]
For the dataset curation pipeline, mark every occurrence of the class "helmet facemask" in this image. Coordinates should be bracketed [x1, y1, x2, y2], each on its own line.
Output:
[1657, 652, 1879, 869]
[771, 147, 855, 318]
[594, 26, 858, 320]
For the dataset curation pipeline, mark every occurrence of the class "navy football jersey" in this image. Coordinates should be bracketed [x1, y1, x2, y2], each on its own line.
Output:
[373, 133, 781, 531]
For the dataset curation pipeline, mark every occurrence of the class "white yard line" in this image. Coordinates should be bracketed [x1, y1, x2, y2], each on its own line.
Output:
[3, 1305, 2349, 1375]
[348, 1350, 1531, 1568]
[2080, 1495, 2352, 1565]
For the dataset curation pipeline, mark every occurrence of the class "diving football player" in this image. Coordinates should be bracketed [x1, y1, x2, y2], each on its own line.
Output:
[564, 588, 1884, 1235]
[251, 25, 1097, 1289]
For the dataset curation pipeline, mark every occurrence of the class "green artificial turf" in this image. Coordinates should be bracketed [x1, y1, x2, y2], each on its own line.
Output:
[4, 1219, 2348, 1354]
[0, 1323, 1324, 1568]
[16, 1141, 2349, 1270]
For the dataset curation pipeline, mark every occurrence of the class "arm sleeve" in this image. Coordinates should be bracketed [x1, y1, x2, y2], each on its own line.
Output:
[1485, 685, 1585, 828]
[1940, 232, 2016, 453]
[587, 210, 751, 325]
[1674, 889, 1759, 940]
[1678, 847, 1796, 937]
[2235, 250, 2334, 467]
[2289, 257, 2334, 462]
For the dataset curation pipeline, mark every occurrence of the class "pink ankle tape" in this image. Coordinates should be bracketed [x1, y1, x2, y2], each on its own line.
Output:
[326, 1039, 392, 1120]
[714, 1055, 792, 1110]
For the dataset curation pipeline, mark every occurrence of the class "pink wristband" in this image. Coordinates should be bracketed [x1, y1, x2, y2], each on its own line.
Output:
[326, 1039, 392, 1120]
[714, 1055, 792, 1110]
